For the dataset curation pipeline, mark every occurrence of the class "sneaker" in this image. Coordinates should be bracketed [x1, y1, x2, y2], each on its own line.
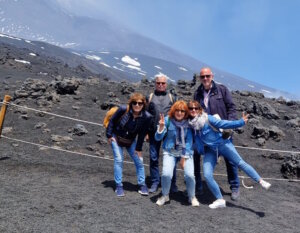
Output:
[189, 197, 200, 207]
[231, 190, 240, 201]
[170, 184, 178, 193]
[149, 183, 159, 193]
[260, 179, 271, 190]
[156, 195, 170, 206]
[138, 185, 149, 196]
[115, 185, 124, 197]
[209, 199, 226, 209]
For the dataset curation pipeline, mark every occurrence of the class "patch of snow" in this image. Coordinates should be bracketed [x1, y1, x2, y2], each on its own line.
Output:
[99, 51, 110, 54]
[72, 52, 81, 56]
[154, 65, 162, 70]
[215, 81, 222, 85]
[38, 72, 48, 76]
[134, 58, 138, 60]
[121, 55, 140, 67]
[29, 53, 36, 56]
[178, 67, 188, 71]
[85, 54, 101, 61]
[62, 42, 77, 48]
[248, 84, 255, 88]
[100, 62, 111, 68]
[113, 66, 124, 72]
[138, 72, 147, 76]
[15, 59, 30, 64]
[41, 47, 44, 49]
[261, 89, 271, 94]
[127, 65, 141, 71]
[0, 33, 21, 40]
[114, 57, 119, 60]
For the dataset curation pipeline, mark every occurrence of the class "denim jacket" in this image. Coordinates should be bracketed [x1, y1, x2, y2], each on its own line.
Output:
[194, 114, 245, 152]
[106, 105, 152, 151]
[155, 116, 194, 158]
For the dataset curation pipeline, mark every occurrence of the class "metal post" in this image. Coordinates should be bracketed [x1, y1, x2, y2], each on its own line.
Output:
[0, 95, 12, 137]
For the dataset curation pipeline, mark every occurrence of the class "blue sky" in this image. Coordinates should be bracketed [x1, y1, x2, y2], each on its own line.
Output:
[57, 0, 300, 98]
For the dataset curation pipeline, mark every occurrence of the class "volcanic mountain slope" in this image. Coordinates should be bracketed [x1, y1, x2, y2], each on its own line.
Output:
[0, 71, 299, 232]
[1, 0, 298, 99]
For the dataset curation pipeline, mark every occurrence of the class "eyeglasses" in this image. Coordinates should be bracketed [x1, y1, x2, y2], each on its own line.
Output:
[200, 75, 212, 79]
[156, 82, 166, 85]
[189, 107, 199, 111]
[132, 101, 144, 106]
[175, 109, 186, 113]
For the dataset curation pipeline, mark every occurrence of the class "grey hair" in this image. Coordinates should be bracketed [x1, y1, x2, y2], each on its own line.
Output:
[154, 73, 167, 81]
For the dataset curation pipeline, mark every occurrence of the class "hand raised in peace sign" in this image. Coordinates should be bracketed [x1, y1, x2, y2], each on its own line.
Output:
[158, 113, 165, 132]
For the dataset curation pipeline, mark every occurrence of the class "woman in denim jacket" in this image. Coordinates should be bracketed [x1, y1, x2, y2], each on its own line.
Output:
[106, 93, 152, 197]
[189, 105, 271, 209]
[155, 100, 199, 207]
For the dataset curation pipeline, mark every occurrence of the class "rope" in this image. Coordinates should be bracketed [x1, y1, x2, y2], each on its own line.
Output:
[235, 145, 300, 154]
[2, 102, 300, 155]
[7, 102, 103, 127]
[1, 135, 300, 183]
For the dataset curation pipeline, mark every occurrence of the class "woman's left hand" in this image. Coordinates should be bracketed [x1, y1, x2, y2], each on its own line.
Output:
[179, 157, 185, 169]
[135, 151, 142, 158]
[242, 112, 249, 123]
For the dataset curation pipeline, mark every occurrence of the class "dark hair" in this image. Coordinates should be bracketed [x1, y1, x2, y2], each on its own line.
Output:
[187, 100, 203, 115]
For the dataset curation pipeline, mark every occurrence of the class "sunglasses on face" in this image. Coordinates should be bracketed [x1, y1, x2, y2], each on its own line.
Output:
[175, 109, 186, 113]
[156, 82, 166, 85]
[189, 107, 199, 111]
[200, 75, 212, 79]
[132, 101, 144, 106]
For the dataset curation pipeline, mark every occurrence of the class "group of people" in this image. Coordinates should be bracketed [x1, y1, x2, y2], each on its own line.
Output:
[105, 67, 271, 209]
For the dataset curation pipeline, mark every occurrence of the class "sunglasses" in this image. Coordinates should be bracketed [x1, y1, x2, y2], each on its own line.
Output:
[175, 109, 186, 113]
[132, 101, 144, 106]
[156, 82, 166, 85]
[200, 75, 212, 79]
[189, 107, 199, 111]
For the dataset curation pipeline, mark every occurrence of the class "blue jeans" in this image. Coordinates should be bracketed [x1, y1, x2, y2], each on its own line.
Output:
[149, 135, 176, 186]
[193, 150, 203, 189]
[111, 138, 146, 186]
[203, 142, 261, 199]
[224, 157, 240, 191]
[161, 151, 195, 198]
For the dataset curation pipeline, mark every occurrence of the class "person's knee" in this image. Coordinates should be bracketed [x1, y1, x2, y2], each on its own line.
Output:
[203, 170, 213, 181]
[237, 160, 247, 170]
[162, 167, 173, 178]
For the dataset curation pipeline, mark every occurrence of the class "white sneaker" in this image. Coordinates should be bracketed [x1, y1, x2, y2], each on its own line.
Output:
[209, 199, 226, 209]
[156, 195, 170, 206]
[189, 197, 200, 207]
[260, 179, 271, 190]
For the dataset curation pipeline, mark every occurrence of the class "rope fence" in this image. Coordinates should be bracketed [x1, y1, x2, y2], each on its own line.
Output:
[1, 100, 300, 185]
[1, 134, 299, 183]
[2, 101, 299, 155]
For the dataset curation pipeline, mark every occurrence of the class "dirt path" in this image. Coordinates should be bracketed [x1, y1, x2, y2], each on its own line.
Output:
[0, 141, 299, 233]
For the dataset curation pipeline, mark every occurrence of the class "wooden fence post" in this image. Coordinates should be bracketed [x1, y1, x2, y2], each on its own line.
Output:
[0, 95, 12, 137]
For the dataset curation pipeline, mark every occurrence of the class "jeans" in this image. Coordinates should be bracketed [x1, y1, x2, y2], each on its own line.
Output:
[111, 138, 146, 186]
[224, 157, 240, 191]
[161, 151, 195, 198]
[149, 135, 177, 186]
[193, 150, 203, 190]
[203, 142, 261, 199]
